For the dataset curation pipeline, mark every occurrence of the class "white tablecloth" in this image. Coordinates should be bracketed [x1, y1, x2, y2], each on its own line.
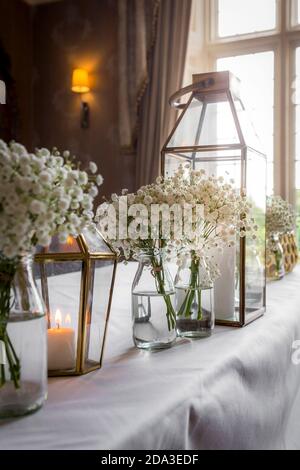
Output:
[1, 264, 300, 450]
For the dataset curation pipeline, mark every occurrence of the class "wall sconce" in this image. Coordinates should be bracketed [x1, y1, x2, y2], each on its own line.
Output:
[72, 68, 90, 129]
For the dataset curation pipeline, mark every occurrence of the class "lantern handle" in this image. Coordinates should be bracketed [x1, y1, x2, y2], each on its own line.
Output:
[169, 78, 215, 109]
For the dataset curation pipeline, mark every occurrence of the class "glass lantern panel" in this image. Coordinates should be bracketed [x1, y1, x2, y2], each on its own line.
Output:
[167, 93, 241, 148]
[81, 226, 113, 254]
[199, 98, 240, 146]
[245, 149, 266, 318]
[164, 153, 189, 177]
[193, 154, 241, 188]
[217, 51, 273, 181]
[35, 260, 83, 372]
[163, 150, 242, 188]
[35, 235, 81, 254]
[167, 97, 204, 148]
[163, 150, 243, 323]
[232, 96, 263, 152]
[85, 259, 115, 365]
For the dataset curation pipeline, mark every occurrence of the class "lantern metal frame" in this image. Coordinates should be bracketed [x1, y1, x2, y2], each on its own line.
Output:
[161, 71, 267, 327]
[35, 229, 117, 376]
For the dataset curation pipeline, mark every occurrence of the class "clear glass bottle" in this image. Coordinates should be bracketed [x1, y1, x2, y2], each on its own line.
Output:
[175, 256, 214, 338]
[267, 234, 285, 281]
[0, 254, 47, 418]
[132, 249, 176, 350]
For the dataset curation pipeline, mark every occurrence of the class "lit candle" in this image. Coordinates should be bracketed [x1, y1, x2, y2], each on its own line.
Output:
[47, 310, 76, 371]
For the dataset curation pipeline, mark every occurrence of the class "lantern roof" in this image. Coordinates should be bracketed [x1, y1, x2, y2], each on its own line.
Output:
[163, 71, 265, 157]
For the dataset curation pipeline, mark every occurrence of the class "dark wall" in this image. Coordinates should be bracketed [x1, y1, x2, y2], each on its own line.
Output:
[32, 0, 124, 197]
[0, 0, 135, 197]
[0, 0, 33, 147]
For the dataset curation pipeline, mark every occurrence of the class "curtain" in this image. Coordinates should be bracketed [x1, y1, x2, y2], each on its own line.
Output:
[136, 0, 192, 187]
[118, 0, 160, 153]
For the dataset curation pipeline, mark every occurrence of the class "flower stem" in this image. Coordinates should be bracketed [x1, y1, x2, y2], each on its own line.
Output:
[0, 257, 21, 389]
[177, 257, 203, 321]
[150, 254, 176, 331]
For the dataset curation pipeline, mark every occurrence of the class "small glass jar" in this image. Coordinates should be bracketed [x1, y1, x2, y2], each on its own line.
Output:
[267, 234, 285, 281]
[132, 249, 176, 350]
[0, 254, 47, 418]
[175, 256, 214, 338]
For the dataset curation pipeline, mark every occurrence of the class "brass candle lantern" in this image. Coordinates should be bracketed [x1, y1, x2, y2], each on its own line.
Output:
[161, 71, 267, 327]
[35, 226, 117, 376]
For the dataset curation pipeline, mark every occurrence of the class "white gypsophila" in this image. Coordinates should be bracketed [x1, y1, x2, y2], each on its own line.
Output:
[89, 162, 98, 174]
[266, 195, 296, 235]
[95, 165, 257, 276]
[0, 140, 103, 259]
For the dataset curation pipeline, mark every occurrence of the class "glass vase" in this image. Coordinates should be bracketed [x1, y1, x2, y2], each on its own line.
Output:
[132, 249, 176, 350]
[266, 234, 285, 281]
[175, 256, 214, 338]
[0, 254, 47, 418]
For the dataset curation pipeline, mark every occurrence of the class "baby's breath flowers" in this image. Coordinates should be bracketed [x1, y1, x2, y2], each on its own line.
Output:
[266, 195, 296, 236]
[176, 166, 257, 262]
[171, 166, 257, 320]
[0, 140, 103, 259]
[0, 139, 103, 389]
[96, 165, 257, 327]
[96, 165, 257, 264]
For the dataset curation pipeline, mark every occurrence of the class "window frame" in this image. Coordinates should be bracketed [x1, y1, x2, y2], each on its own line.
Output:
[204, 0, 300, 204]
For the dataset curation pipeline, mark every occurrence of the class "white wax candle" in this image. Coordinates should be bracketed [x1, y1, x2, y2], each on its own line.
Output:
[48, 327, 76, 371]
[214, 245, 236, 320]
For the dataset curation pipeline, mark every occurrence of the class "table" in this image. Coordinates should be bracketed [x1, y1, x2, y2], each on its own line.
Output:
[1, 263, 300, 450]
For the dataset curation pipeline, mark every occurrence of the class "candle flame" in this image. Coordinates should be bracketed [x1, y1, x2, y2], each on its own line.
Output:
[66, 235, 74, 246]
[55, 309, 62, 329]
[65, 314, 71, 326]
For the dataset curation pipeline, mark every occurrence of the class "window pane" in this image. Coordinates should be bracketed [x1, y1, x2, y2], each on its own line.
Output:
[296, 47, 300, 103]
[295, 50, 300, 163]
[292, 0, 300, 25]
[295, 49, 300, 246]
[217, 51, 274, 193]
[218, 0, 277, 37]
[296, 106, 300, 159]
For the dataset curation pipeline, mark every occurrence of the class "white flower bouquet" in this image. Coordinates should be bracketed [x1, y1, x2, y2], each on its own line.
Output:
[0, 139, 103, 388]
[96, 169, 195, 330]
[266, 195, 296, 236]
[173, 167, 258, 320]
[96, 165, 257, 328]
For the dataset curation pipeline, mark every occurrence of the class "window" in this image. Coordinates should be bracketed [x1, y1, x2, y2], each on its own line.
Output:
[295, 47, 300, 243]
[217, 0, 277, 38]
[187, 0, 300, 211]
[217, 52, 274, 193]
[291, 0, 300, 26]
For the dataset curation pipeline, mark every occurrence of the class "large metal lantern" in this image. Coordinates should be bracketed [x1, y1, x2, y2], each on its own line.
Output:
[34, 226, 117, 375]
[161, 71, 266, 327]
